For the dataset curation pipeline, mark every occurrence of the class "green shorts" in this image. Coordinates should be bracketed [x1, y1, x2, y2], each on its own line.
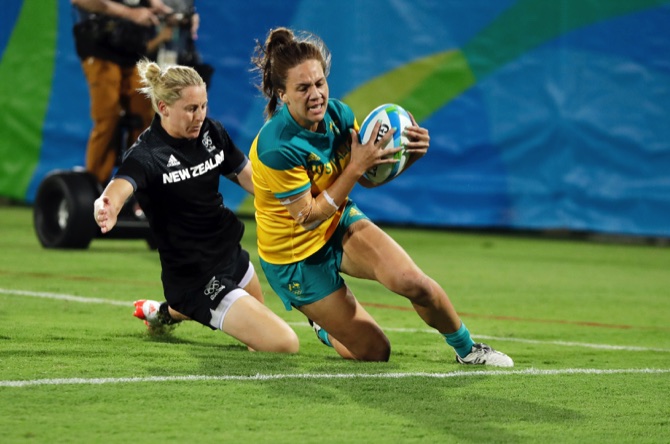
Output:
[260, 200, 368, 311]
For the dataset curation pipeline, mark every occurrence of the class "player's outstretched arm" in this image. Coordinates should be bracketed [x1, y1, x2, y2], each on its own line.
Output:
[93, 178, 134, 234]
[232, 162, 255, 196]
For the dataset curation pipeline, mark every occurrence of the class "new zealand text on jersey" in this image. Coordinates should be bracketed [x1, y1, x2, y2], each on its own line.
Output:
[162, 152, 225, 184]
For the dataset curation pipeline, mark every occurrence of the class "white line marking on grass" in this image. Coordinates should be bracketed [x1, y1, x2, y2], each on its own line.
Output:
[373, 326, 670, 353]
[293, 323, 670, 353]
[3, 288, 669, 353]
[0, 288, 129, 307]
[1, 368, 669, 388]
[471, 335, 670, 353]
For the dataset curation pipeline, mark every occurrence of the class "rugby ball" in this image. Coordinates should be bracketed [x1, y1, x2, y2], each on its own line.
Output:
[359, 103, 412, 184]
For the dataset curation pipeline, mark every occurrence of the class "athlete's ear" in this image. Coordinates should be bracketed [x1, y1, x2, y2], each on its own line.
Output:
[158, 100, 169, 117]
[278, 90, 288, 105]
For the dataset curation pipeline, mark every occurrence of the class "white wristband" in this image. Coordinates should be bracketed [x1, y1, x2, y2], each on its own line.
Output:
[323, 190, 339, 211]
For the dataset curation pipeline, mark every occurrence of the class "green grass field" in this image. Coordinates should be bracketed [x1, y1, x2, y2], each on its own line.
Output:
[1, 205, 669, 443]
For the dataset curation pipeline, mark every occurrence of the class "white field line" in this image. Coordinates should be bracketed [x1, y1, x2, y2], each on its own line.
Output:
[0, 288, 130, 307]
[2, 287, 669, 354]
[376, 327, 670, 353]
[2, 368, 669, 388]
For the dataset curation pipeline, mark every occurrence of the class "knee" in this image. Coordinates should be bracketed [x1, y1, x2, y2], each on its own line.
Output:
[272, 328, 300, 354]
[394, 269, 436, 306]
[357, 337, 391, 362]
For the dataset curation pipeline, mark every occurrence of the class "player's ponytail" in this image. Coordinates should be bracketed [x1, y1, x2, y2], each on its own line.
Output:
[251, 27, 330, 120]
[137, 58, 204, 114]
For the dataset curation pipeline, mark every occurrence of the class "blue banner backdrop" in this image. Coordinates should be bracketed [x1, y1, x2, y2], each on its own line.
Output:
[2, 0, 669, 237]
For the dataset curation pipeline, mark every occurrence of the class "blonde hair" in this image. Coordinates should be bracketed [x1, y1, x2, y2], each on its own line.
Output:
[136, 59, 206, 113]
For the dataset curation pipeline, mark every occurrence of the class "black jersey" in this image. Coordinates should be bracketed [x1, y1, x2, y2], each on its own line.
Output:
[116, 116, 248, 294]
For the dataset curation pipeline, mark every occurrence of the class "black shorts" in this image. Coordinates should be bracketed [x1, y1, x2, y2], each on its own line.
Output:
[165, 247, 252, 330]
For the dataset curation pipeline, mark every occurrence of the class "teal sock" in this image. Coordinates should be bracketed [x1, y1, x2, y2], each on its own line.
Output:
[317, 328, 333, 347]
[443, 322, 475, 358]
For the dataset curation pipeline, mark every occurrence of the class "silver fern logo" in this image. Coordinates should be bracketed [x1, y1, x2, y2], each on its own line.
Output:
[202, 131, 215, 152]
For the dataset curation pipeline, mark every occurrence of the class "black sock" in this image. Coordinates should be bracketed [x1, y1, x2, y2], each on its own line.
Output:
[157, 302, 181, 325]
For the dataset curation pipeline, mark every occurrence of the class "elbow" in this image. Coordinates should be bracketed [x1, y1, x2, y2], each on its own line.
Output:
[295, 206, 325, 231]
[299, 220, 323, 231]
[295, 212, 323, 231]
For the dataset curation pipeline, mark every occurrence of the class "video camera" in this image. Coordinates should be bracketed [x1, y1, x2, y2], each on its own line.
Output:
[160, 10, 195, 28]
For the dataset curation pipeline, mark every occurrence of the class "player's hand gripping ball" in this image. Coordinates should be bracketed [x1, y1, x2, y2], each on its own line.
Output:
[359, 103, 412, 184]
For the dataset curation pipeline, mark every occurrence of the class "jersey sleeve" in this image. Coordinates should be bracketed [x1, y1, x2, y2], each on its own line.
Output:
[256, 143, 311, 199]
[211, 120, 246, 177]
[115, 146, 151, 191]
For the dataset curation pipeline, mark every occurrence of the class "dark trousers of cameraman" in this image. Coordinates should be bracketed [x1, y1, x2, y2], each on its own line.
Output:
[81, 57, 154, 184]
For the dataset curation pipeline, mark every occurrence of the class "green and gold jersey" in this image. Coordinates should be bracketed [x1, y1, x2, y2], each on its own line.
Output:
[250, 99, 357, 264]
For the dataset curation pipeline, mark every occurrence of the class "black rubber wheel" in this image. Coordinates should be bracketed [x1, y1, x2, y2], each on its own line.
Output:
[33, 170, 102, 249]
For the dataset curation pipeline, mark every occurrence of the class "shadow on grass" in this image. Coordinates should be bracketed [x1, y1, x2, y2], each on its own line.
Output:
[265, 377, 583, 441]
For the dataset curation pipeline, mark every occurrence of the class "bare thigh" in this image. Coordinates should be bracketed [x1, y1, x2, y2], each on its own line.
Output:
[340, 219, 421, 292]
[222, 270, 298, 353]
[223, 291, 299, 354]
[341, 219, 461, 333]
[242, 270, 265, 304]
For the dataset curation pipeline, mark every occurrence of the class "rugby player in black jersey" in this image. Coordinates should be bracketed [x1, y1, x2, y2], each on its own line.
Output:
[93, 59, 299, 353]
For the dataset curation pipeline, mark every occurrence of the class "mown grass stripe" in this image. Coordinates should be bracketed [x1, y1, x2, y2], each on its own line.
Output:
[2, 287, 669, 353]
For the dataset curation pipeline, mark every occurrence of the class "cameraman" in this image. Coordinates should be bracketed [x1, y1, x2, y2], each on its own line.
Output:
[71, 0, 173, 184]
[154, 1, 213, 87]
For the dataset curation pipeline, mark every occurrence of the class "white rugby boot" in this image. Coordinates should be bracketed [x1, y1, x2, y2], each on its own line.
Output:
[456, 343, 514, 367]
[133, 299, 161, 326]
[133, 300, 179, 335]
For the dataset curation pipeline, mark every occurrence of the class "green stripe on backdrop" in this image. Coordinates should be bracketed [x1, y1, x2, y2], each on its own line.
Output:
[0, 0, 57, 201]
[344, 50, 475, 123]
[343, 0, 667, 123]
[464, 0, 669, 79]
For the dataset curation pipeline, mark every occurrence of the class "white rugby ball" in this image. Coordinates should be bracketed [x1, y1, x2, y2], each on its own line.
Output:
[359, 103, 412, 184]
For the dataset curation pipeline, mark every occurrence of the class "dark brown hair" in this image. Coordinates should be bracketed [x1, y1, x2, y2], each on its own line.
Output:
[251, 27, 331, 119]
